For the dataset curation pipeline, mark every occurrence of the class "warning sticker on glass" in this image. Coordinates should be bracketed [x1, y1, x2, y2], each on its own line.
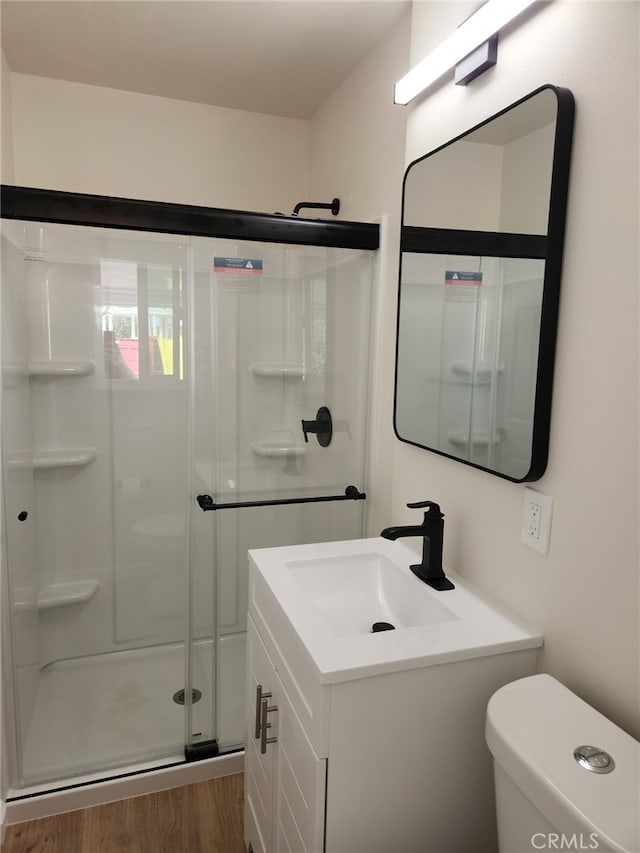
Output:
[214, 257, 263, 275]
[445, 270, 482, 302]
[445, 270, 482, 285]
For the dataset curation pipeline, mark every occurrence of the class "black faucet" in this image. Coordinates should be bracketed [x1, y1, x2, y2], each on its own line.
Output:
[380, 501, 455, 591]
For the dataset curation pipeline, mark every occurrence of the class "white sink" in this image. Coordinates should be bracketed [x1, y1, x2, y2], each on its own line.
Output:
[286, 552, 458, 636]
[249, 537, 542, 683]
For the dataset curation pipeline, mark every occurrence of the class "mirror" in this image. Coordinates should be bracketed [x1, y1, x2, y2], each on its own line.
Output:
[394, 85, 574, 482]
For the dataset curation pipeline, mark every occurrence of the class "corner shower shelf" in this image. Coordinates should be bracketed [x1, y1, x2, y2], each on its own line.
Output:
[250, 441, 306, 459]
[14, 579, 99, 611]
[29, 359, 96, 378]
[250, 363, 304, 379]
[447, 431, 502, 449]
[33, 447, 97, 469]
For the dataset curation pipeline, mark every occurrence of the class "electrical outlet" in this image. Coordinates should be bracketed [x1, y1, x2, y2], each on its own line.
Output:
[521, 488, 553, 555]
[527, 501, 541, 539]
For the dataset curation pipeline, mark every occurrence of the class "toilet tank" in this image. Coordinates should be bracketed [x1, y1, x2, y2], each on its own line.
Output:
[486, 674, 640, 853]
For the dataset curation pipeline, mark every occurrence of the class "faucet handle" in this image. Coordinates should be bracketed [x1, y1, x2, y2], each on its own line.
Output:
[407, 500, 443, 517]
[301, 406, 333, 447]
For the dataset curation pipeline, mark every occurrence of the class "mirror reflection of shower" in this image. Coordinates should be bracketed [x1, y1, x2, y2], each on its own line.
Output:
[395, 85, 575, 481]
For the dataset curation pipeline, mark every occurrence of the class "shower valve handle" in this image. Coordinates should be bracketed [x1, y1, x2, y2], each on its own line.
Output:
[301, 406, 333, 447]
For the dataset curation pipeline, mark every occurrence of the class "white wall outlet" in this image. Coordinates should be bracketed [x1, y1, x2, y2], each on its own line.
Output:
[521, 487, 553, 555]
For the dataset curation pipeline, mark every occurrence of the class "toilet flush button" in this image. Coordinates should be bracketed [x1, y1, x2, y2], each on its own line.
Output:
[574, 745, 615, 774]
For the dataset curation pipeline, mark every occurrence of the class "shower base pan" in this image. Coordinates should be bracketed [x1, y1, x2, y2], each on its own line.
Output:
[7, 635, 245, 823]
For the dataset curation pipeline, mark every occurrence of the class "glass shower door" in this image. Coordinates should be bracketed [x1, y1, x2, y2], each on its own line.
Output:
[187, 237, 373, 758]
[2, 211, 375, 788]
[1, 220, 194, 786]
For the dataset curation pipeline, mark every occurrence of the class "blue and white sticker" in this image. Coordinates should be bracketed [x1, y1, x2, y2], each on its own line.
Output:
[214, 257, 263, 275]
[445, 270, 483, 302]
[445, 270, 482, 285]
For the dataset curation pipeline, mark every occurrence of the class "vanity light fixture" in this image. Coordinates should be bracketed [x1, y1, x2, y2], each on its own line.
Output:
[394, 0, 538, 105]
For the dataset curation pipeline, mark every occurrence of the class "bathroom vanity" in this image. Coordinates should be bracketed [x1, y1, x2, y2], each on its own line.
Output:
[244, 538, 542, 853]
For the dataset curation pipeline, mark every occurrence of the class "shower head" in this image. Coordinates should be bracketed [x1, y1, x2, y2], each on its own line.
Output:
[292, 198, 340, 217]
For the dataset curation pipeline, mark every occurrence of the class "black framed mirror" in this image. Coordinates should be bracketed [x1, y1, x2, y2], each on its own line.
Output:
[394, 84, 574, 482]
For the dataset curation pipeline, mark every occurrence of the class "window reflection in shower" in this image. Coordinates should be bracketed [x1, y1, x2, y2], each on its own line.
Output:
[100, 258, 184, 380]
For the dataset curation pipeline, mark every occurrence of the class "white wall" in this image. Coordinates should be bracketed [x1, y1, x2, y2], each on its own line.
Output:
[309, 11, 411, 532]
[10, 73, 309, 213]
[389, 0, 639, 737]
[1, 51, 14, 182]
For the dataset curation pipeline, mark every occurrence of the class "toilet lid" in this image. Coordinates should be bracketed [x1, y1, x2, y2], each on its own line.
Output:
[486, 674, 640, 853]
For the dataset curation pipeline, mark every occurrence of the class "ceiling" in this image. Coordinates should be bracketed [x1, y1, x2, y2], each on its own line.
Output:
[1, 0, 409, 119]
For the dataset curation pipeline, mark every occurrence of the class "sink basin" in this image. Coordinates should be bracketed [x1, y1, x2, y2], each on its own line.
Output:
[249, 537, 542, 683]
[286, 552, 458, 636]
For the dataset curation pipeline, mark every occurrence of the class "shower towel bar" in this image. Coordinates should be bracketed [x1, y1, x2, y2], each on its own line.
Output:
[196, 485, 365, 512]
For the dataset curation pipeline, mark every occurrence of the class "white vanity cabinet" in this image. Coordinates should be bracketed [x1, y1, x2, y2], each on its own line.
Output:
[244, 539, 543, 853]
[244, 615, 326, 853]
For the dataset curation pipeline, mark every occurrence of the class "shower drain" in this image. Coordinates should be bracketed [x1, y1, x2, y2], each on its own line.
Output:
[173, 688, 202, 705]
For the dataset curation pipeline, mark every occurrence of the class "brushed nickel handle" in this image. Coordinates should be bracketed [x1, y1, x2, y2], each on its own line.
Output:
[260, 696, 278, 754]
[255, 684, 272, 739]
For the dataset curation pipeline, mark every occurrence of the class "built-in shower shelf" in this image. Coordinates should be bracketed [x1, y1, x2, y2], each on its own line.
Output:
[250, 363, 304, 379]
[250, 441, 306, 458]
[14, 579, 99, 611]
[38, 579, 99, 610]
[447, 431, 502, 449]
[33, 447, 97, 469]
[29, 359, 96, 377]
[450, 362, 503, 383]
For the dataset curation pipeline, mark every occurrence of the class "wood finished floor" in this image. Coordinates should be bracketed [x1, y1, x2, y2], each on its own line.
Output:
[2, 773, 245, 853]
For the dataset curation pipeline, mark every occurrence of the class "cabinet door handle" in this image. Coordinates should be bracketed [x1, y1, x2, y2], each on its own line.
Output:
[260, 696, 278, 754]
[255, 684, 272, 739]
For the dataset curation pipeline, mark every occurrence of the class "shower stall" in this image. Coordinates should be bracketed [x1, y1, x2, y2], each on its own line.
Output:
[0, 187, 378, 796]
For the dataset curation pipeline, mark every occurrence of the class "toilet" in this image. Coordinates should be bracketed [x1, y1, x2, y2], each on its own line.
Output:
[486, 674, 640, 853]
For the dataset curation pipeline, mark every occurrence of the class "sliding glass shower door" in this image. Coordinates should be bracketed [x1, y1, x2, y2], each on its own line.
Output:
[187, 236, 372, 757]
[2, 220, 191, 786]
[2, 204, 375, 790]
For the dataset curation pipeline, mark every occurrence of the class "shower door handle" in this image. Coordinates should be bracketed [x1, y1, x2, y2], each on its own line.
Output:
[254, 684, 272, 739]
[260, 697, 278, 754]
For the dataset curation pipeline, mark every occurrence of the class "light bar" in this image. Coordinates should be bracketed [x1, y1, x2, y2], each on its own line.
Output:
[394, 0, 538, 105]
